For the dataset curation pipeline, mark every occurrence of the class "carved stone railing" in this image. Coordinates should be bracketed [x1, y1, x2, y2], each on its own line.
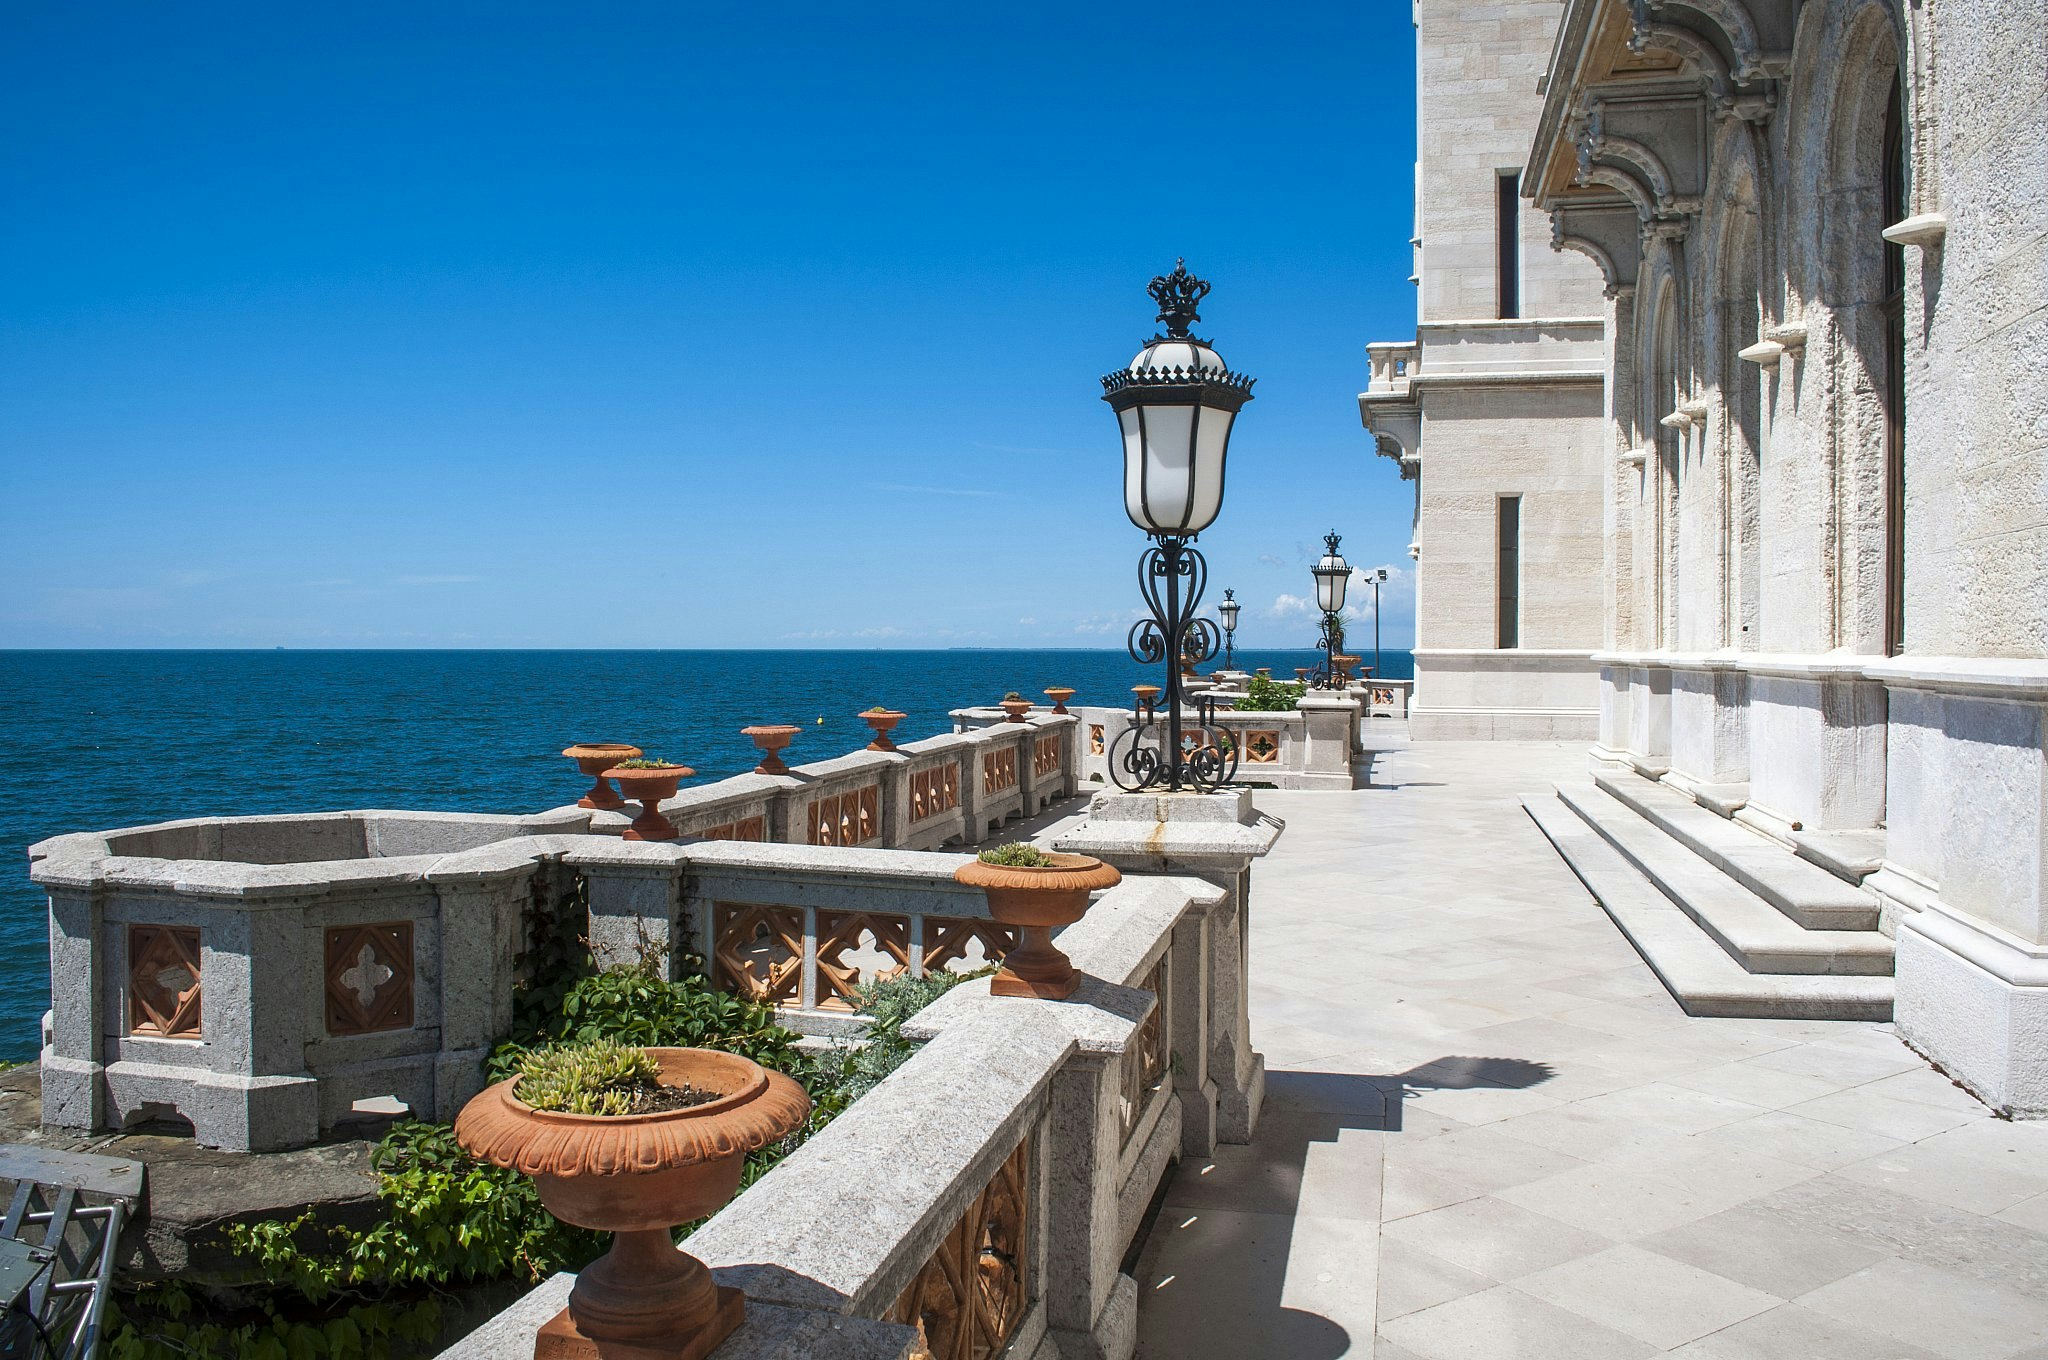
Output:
[26, 810, 591, 1151]
[1365, 339, 1421, 393]
[442, 872, 1240, 1360]
[1063, 702, 1359, 792]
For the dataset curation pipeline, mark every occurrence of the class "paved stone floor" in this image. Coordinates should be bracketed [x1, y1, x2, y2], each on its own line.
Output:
[1133, 738, 2048, 1359]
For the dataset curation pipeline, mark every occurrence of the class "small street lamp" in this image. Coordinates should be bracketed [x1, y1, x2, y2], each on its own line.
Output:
[1101, 260, 1256, 792]
[1218, 589, 1240, 669]
[1310, 531, 1350, 689]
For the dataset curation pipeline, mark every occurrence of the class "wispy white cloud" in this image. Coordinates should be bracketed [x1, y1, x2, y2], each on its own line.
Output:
[390, 574, 482, 586]
[1266, 592, 1318, 620]
[871, 483, 997, 498]
[1257, 553, 1287, 568]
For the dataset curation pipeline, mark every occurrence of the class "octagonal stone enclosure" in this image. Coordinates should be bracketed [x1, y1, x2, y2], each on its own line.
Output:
[29, 808, 592, 1151]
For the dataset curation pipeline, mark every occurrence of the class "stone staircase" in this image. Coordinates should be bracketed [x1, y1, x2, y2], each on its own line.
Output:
[1525, 766, 1893, 1020]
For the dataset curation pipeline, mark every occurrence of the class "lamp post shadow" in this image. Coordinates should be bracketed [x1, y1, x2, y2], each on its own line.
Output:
[1131, 1055, 1556, 1358]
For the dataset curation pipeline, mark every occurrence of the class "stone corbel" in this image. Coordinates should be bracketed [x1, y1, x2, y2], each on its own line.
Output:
[1737, 338, 1785, 366]
[1679, 398, 1709, 424]
[1764, 321, 1807, 352]
[1621, 447, 1649, 468]
[1658, 410, 1694, 431]
[1883, 213, 1948, 249]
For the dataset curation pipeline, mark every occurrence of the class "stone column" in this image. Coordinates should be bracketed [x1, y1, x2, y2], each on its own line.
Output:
[1051, 789, 1282, 1143]
[567, 844, 686, 972]
[1042, 1051, 1138, 1360]
[427, 861, 538, 1119]
[34, 875, 105, 1132]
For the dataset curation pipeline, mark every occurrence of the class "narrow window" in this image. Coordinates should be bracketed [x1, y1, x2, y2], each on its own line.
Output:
[1881, 83, 1906, 655]
[1496, 171, 1521, 319]
[1497, 495, 1521, 648]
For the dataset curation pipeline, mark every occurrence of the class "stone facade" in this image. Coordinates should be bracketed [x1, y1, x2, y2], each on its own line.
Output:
[1523, 0, 2048, 1113]
[1358, 0, 1611, 740]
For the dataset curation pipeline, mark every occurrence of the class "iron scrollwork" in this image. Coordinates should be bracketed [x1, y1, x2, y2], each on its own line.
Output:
[1110, 537, 1240, 793]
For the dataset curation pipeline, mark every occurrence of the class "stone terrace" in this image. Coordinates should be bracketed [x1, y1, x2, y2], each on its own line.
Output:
[1132, 737, 2048, 1359]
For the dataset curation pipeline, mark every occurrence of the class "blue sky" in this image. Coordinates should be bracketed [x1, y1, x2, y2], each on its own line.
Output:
[0, 3, 1421, 650]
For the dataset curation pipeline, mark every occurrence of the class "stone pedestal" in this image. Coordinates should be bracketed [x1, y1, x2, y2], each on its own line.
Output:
[1051, 790, 1281, 1143]
[1295, 693, 1359, 792]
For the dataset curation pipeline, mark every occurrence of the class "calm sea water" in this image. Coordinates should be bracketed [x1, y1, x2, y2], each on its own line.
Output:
[0, 647, 1412, 1060]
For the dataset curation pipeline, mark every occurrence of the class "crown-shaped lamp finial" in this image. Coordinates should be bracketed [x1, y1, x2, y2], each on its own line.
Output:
[1147, 259, 1211, 340]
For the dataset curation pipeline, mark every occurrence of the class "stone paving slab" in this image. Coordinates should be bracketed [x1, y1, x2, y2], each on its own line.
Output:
[1131, 740, 2048, 1358]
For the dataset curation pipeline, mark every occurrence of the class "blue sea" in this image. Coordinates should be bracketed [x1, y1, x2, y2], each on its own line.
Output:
[0, 647, 1412, 1060]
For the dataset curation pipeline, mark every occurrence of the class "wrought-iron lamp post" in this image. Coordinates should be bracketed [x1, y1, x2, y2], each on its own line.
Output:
[1369, 567, 1389, 679]
[1101, 261, 1256, 792]
[1219, 589, 1240, 669]
[1310, 531, 1350, 689]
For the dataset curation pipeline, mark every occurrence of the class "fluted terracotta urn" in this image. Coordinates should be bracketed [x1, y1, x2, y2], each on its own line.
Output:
[563, 743, 643, 810]
[1333, 653, 1360, 682]
[1044, 686, 1076, 715]
[953, 853, 1122, 1000]
[860, 708, 906, 752]
[455, 1048, 809, 1360]
[604, 762, 693, 841]
[999, 696, 1033, 723]
[1131, 684, 1161, 717]
[740, 725, 800, 775]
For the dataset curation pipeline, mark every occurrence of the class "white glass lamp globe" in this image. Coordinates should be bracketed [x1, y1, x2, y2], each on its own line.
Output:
[1101, 262, 1256, 538]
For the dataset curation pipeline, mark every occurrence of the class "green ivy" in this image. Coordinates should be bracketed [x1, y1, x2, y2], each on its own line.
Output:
[1231, 675, 1306, 712]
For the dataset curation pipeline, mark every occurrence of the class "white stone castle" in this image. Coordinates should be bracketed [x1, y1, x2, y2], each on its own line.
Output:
[1365, 0, 2048, 1117]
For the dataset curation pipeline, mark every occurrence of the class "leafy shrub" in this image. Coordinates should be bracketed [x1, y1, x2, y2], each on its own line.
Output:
[977, 842, 1053, 867]
[489, 961, 803, 1081]
[613, 757, 682, 769]
[805, 966, 992, 1121]
[1232, 676, 1305, 712]
[514, 1039, 661, 1115]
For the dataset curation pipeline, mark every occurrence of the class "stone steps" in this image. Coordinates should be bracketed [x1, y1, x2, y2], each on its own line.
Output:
[1789, 828, 1887, 886]
[1556, 784, 1894, 976]
[1591, 768, 1880, 931]
[1525, 796, 1894, 1022]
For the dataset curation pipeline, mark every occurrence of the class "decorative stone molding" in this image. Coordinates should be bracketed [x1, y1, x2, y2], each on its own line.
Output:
[322, 922, 415, 1037]
[1763, 321, 1807, 351]
[1737, 338, 1785, 365]
[1621, 446, 1650, 467]
[1882, 212, 1948, 249]
[128, 925, 203, 1039]
[887, 1134, 1031, 1358]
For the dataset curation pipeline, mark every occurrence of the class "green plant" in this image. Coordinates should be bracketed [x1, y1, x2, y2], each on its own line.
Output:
[1232, 676, 1305, 713]
[864, 705, 896, 714]
[977, 842, 1053, 867]
[1002, 691, 1023, 701]
[614, 757, 681, 769]
[490, 961, 803, 1081]
[513, 1039, 662, 1115]
[805, 966, 992, 1122]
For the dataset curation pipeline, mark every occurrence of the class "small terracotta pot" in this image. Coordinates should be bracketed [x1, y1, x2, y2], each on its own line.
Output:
[1044, 687, 1076, 715]
[999, 698, 1033, 724]
[455, 1048, 809, 1360]
[604, 764, 693, 841]
[740, 725, 800, 775]
[953, 853, 1122, 1000]
[1131, 685, 1161, 716]
[860, 709, 906, 752]
[1293, 668, 1310, 683]
[563, 743, 643, 810]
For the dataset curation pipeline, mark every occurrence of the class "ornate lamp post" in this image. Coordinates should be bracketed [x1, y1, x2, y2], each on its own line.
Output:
[1101, 260, 1256, 792]
[1310, 531, 1350, 689]
[1369, 566, 1389, 679]
[1218, 589, 1240, 669]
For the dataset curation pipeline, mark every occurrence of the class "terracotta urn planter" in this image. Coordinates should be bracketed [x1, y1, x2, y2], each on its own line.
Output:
[740, 724, 800, 775]
[454, 1048, 809, 1360]
[1131, 684, 1161, 716]
[1044, 686, 1076, 715]
[603, 763, 693, 841]
[999, 697, 1033, 724]
[563, 743, 643, 810]
[953, 853, 1122, 1000]
[1333, 653, 1360, 682]
[860, 709, 907, 752]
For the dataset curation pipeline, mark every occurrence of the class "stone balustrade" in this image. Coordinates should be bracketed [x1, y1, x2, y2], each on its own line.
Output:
[1044, 701, 1360, 791]
[23, 715, 1083, 1151]
[1365, 339, 1420, 393]
[442, 869, 1246, 1360]
[27, 810, 590, 1152]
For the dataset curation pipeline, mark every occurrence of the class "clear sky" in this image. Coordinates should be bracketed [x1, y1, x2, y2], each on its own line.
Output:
[0, 3, 1422, 650]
